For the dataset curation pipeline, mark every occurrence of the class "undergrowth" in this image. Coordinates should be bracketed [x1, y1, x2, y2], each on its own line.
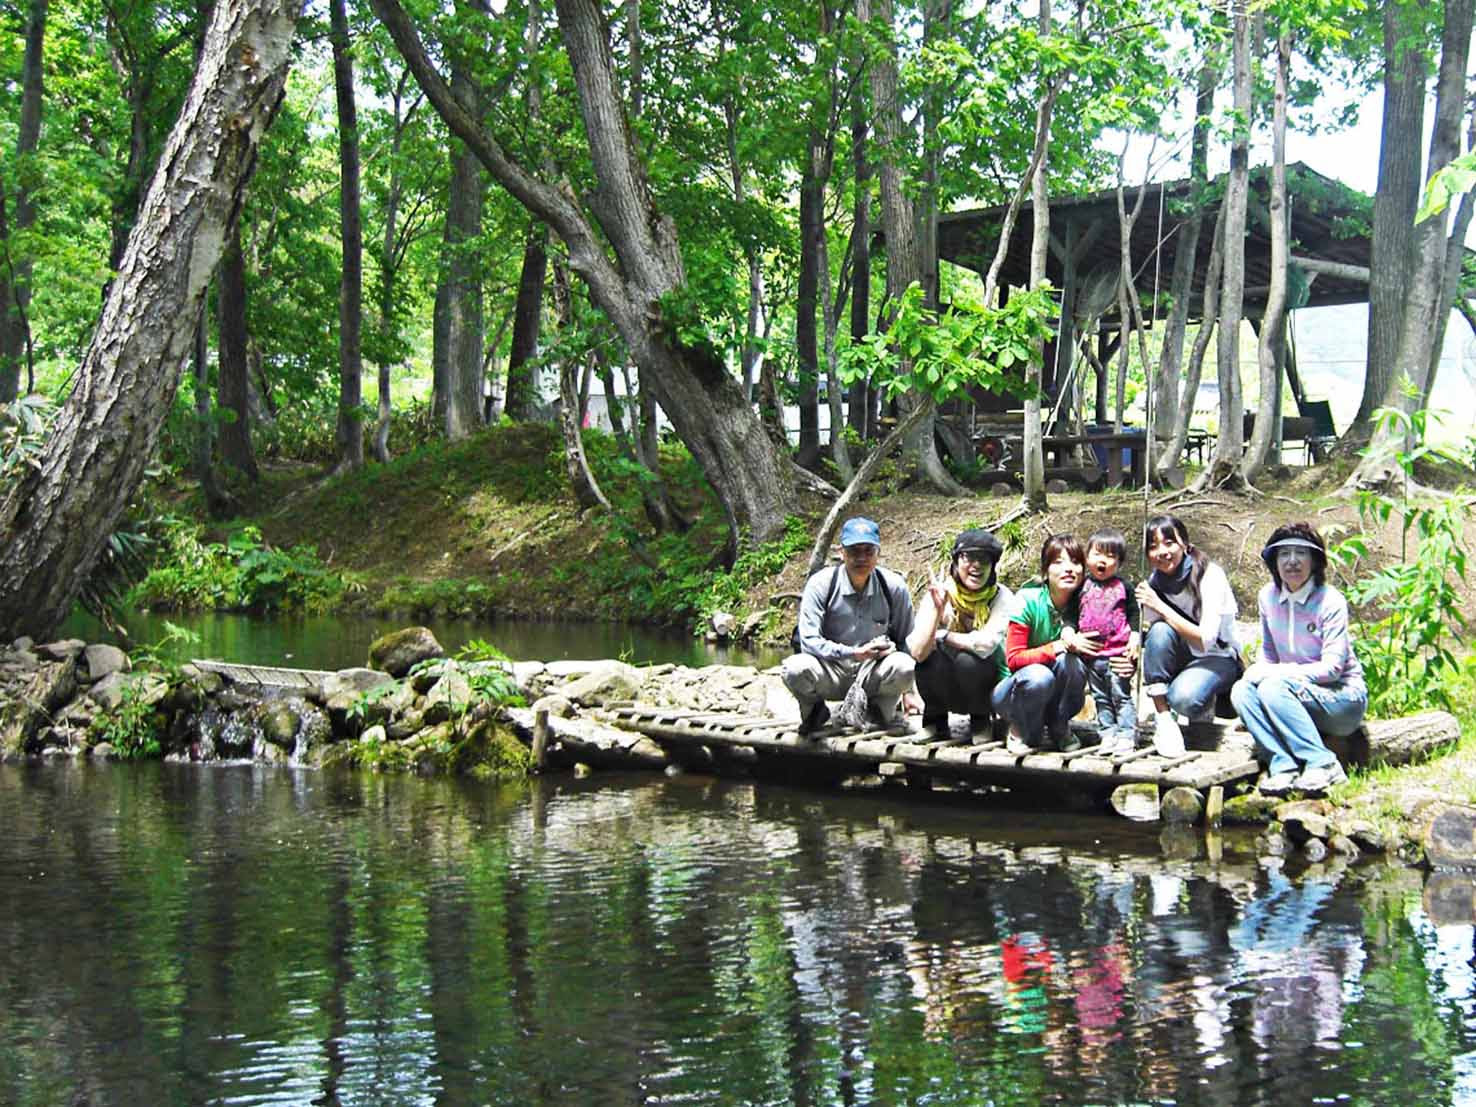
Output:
[129, 517, 364, 615]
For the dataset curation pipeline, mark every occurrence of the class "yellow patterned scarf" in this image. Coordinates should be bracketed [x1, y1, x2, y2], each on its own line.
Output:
[947, 577, 997, 631]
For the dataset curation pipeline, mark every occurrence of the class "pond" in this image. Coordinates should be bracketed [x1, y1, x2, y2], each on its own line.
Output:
[2, 761, 1474, 1105]
[61, 609, 783, 671]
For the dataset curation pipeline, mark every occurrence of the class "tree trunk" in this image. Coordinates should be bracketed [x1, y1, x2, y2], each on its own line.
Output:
[1351, 0, 1474, 489]
[859, 0, 960, 494]
[819, 209, 853, 484]
[1021, 0, 1053, 511]
[1160, 202, 1226, 477]
[796, 141, 823, 459]
[1152, 52, 1218, 458]
[1197, 0, 1251, 490]
[372, 74, 415, 464]
[1422, 112, 1476, 409]
[1241, 31, 1290, 483]
[193, 301, 228, 514]
[432, 65, 484, 441]
[848, 69, 873, 438]
[1345, 0, 1429, 453]
[372, 0, 793, 549]
[552, 259, 609, 512]
[0, 0, 47, 403]
[505, 228, 548, 421]
[217, 223, 258, 481]
[331, 0, 364, 470]
[0, 0, 300, 641]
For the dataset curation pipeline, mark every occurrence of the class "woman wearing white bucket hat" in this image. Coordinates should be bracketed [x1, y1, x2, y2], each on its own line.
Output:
[1230, 522, 1366, 796]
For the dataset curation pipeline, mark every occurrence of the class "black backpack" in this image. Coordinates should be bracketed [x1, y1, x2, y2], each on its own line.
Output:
[789, 566, 895, 653]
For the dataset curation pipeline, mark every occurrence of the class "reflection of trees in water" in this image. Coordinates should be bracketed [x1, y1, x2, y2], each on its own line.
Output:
[4, 768, 1476, 1105]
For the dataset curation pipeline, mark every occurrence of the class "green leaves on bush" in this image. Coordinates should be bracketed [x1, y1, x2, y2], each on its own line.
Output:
[129, 517, 363, 615]
[1333, 405, 1471, 717]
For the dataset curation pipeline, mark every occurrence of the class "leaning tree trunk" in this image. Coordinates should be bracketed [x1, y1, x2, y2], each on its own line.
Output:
[331, 0, 364, 470]
[0, 0, 47, 403]
[1350, 0, 1474, 490]
[1241, 31, 1290, 484]
[1344, 0, 1429, 453]
[1196, 0, 1251, 491]
[0, 0, 300, 641]
[373, 0, 793, 549]
[217, 222, 259, 481]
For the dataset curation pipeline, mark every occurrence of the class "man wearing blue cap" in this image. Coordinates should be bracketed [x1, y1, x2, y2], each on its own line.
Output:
[783, 516, 916, 736]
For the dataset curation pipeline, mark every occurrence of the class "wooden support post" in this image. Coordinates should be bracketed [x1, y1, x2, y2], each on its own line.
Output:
[1205, 785, 1224, 829]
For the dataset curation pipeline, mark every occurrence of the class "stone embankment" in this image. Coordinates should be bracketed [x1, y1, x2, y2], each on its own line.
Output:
[0, 627, 795, 778]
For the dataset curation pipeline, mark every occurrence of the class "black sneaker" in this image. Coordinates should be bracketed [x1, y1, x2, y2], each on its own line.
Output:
[1050, 726, 1081, 753]
[798, 701, 831, 737]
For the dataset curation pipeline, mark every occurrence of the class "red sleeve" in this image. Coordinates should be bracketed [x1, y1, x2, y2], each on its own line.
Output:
[1005, 620, 1059, 671]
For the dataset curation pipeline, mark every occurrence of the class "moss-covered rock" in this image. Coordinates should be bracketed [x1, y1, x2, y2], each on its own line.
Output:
[368, 626, 445, 677]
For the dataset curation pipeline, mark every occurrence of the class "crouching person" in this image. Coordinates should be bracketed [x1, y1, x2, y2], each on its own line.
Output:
[783, 517, 915, 737]
[1231, 523, 1365, 797]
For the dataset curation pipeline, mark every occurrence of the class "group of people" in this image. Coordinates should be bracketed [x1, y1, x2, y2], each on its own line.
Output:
[782, 513, 1366, 796]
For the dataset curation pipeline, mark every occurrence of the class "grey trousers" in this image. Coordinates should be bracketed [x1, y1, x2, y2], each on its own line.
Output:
[781, 651, 915, 722]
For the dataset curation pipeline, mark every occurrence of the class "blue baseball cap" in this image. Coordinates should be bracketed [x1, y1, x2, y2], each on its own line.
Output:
[840, 517, 881, 547]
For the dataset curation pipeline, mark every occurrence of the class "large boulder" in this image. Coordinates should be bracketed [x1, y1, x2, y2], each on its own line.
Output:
[321, 667, 394, 701]
[82, 643, 130, 683]
[0, 659, 79, 754]
[555, 661, 642, 707]
[35, 639, 86, 662]
[368, 627, 446, 678]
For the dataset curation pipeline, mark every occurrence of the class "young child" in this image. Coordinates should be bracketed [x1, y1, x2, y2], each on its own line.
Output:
[1076, 528, 1141, 755]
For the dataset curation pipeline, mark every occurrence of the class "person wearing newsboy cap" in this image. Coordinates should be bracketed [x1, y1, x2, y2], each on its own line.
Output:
[904, 527, 1014, 740]
[1230, 522, 1366, 797]
[783, 517, 915, 737]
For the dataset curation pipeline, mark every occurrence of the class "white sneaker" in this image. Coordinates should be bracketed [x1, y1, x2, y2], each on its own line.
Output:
[1259, 770, 1299, 796]
[1152, 713, 1185, 757]
[1096, 733, 1128, 756]
[1295, 761, 1348, 795]
[1006, 726, 1033, 756]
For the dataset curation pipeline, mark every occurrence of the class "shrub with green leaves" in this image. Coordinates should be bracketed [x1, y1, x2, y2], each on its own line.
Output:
[89, 685, 162, 759]
[129, 517, 362, 614]
[1332, 404, 1471, 717]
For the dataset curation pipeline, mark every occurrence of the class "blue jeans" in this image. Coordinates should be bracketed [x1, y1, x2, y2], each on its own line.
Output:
[991, 653, 1086, 746]
[1141, 622, 1240, 718]
[1230, 675, 1367, 775]
[1086, 657, 1137, 740]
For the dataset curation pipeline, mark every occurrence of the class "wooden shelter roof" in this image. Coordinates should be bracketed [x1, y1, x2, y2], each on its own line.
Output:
[937, 162, 1374, 320]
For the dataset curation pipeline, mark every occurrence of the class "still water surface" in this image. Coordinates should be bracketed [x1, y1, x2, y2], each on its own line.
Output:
[3, 762, 1475, 1106]
[60, 609, 778, 671]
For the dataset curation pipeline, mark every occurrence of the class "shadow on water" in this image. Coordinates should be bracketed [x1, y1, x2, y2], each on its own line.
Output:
[61, 608, 786, 670]
[2, 760, 1475, 1106]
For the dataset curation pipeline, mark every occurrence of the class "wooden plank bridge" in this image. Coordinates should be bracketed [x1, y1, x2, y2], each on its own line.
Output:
[595, 705, 1261, 792]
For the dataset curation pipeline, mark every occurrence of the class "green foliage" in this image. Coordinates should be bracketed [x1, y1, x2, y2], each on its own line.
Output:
[130, 620, 202, 679]
[375, 578, 497, 619]
[1332, 405, 1470, 717]
[0, 394, 59, 480]
[129, 518, 363, 615]
[696, 516, 811, 624]
[1417, 150, 1476, 224]
[89, 684, 161, 760]
[838, 282, 1054, 405]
